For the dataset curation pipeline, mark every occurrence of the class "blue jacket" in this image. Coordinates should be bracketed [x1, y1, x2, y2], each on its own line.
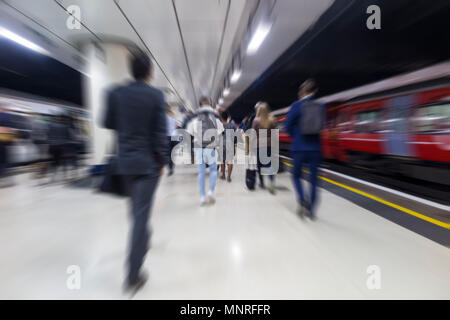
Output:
[284, 96, 322, 152]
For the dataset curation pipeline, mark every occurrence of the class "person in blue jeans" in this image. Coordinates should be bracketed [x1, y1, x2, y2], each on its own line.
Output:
[195, 148, 218, 205]
[186, 97, 224, 206]
[285, 79, 322, 220]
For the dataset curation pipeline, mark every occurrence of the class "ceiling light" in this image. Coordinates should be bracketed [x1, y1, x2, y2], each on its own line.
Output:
[230, 70, 241, 83]
[0, 26, 49, 55]
[247, 22, 272, 55]
[223, 88, 230, 96]
[218, 98, 224, 104]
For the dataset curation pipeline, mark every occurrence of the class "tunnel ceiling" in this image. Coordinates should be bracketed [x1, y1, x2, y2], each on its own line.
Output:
[1, 0, 450, 112]
[0, 0, 335, 110]
[0, 0, 254, 110]
[227, 0, 450, 121]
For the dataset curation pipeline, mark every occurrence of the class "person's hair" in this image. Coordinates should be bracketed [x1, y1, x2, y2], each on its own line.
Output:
[199, 96, 211, 106]
[255, 102, 274, 129]
[299, 78, 318, 96]
[130, 52, 152, 80]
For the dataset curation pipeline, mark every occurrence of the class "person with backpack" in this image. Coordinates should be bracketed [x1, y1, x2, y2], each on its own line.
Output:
[186, 97, 224, 206]
[285, 79, 324, 220]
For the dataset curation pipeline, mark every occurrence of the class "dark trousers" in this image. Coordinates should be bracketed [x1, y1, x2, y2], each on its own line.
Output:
[124, 174, 160, 282]
[291, 151, 321, 215]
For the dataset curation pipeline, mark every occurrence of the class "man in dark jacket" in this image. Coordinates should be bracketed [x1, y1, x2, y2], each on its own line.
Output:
[103, 52, 168, 293]
[285, 79, 322, 220]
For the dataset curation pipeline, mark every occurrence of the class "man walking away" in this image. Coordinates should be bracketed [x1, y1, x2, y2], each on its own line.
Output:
[186, 97, 224, 206]
[285, 79, 324, 220]
[103, 52, 168, 294]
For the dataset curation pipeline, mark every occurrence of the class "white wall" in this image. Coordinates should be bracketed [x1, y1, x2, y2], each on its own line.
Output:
[82, 43, 132, 166]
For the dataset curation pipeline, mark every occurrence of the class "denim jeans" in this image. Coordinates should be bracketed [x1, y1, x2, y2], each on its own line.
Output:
[291, 151, 321, 215]
[194, 148, 218, 197]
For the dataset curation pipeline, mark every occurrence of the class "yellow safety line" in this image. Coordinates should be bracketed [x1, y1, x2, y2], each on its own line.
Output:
[282, 162, 450, 230]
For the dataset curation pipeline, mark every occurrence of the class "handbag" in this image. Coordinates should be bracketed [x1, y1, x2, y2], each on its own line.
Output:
[98, 156, 129, 197]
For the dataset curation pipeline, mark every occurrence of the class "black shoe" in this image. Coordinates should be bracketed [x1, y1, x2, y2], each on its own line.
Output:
[124, 273, 148, 296]
[168, 169, 174, 176]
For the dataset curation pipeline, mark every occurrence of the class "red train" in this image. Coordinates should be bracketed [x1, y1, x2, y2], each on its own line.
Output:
[273, 78, 450, 185]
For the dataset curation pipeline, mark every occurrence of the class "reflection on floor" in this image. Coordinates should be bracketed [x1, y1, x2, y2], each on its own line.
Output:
[0, 163, 449, 299]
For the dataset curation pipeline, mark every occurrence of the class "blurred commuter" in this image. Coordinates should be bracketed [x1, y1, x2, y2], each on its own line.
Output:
[181, 110, 194, 129]
[181, 111, 195, 164]
[243, 104, 261, 191]
[242, 104, 258, 132]
[103, 52, 168, 294]
[65, 115, 83, 179]
[186, 96, 224, 206]
[219, 111, 236, 182]
[238, 116, 248, 130]
[252, 102, 276, 194]
[43, 114, 70, 182]
[0, 104, 15, 187]
[166, 104, 177, 176]
[285, 79, 324, 220]
[30, 113, 49, 178]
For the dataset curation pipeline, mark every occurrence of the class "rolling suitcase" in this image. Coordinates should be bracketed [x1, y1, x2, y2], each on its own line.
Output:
[245, 169, 256, 190]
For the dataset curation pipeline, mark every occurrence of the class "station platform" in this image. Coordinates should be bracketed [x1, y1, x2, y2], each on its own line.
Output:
[0, 162, 449, 300]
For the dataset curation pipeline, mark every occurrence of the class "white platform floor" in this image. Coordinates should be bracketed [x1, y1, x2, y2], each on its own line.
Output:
[0, 164, 449, 300]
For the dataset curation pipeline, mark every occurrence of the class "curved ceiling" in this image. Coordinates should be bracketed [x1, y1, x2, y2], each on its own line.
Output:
[0, 0, 333, 110]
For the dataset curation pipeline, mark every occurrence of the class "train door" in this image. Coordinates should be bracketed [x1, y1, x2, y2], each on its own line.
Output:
[322, 107, 337, 159]
[383, 95, 414, 157]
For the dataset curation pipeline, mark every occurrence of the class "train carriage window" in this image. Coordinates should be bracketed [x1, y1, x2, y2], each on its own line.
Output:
[337, 109, 351, 132]
[376, 108, 392, 133]
[411, 103, 450, 134]
[355, 110, 379, 133]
